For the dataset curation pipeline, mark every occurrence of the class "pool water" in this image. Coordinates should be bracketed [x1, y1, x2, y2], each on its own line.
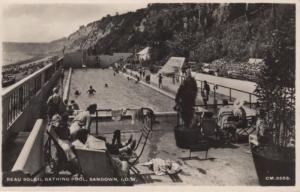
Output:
[68, 69, 175, 112]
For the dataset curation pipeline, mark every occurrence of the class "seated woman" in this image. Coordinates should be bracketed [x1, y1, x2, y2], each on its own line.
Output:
[217, 100, 234, 129]
[69, 104, 97, 138]
[233, 99, 247, 128]
[47, 114, 82, 175]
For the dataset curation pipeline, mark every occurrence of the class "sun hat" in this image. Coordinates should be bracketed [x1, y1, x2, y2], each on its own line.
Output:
[53, 87, 59, 93]
[234, 99, 245, 109]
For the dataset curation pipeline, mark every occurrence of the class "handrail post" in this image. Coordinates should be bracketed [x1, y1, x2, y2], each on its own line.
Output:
[200, 81, 203, 91]
[96, 110, 98, 135]
[213, 85, 216, 108]
[249, 94, 252, 109]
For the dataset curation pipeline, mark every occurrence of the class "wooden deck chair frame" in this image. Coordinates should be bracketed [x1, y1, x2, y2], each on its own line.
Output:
[222, 116, 239, 142]
[103, 108, 153, 182]
[236, 116, 256, 136]
[127, 108, 153, 181]
[200, 117, 219, 141]
[45, 131, 83, 176]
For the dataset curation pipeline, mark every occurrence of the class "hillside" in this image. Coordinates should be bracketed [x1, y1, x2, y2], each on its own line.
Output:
[63, 3, 295, 65]
[3, 4, 294, 67]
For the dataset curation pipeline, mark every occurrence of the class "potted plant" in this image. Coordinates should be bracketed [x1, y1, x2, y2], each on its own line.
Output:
[252, 24, 295, 186]
[174, 70, 199, 149]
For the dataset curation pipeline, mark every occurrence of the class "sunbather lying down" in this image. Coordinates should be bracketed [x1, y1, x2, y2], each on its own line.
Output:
[142, 158, 181, 176]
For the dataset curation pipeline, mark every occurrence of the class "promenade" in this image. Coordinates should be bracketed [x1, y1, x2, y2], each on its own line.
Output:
[124, 69, 257, 117]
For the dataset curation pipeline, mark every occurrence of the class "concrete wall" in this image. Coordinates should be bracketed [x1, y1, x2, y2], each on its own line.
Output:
[63, 51, 83, 68]
[11, 119, 45, 177]
[85, 55, 99, 68]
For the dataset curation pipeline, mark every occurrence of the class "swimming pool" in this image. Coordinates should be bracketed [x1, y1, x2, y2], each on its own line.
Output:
[68, 69, 175, 112]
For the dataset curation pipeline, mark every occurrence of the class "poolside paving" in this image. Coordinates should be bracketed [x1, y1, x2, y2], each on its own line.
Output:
[67, 68, 259, 185]
[91, 115, 258, 186]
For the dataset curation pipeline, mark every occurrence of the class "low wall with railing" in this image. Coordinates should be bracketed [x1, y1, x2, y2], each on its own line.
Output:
[2, 57, 63, 144]
[11, 119, 46, 177]
[124, 68, 257, 107]
[63, 68, 72, 101]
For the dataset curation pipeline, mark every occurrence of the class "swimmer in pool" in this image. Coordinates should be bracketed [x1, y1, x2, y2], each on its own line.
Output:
[87, 86, 96, 95]
[74, 90, 81, 96]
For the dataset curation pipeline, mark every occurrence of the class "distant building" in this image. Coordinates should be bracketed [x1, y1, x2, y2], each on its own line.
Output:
[137, 47, 151, 61]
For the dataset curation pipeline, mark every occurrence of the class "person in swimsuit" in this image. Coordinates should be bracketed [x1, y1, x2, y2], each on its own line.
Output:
[69, 104, 97, 138]
[74, 90, 81, 96]
[87, 86, 96, 95]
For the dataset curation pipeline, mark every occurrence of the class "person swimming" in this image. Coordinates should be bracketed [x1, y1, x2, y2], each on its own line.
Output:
[87, 86, 96, 95]
[74, 90, 81, 96]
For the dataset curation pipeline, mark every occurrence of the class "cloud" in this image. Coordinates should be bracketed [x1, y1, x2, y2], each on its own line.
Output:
[2, 3, 147, 42]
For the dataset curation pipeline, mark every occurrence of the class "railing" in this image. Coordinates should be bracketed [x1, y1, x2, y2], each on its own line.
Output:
[124, 68, 257, 108]
[93, 108, 154, 135]
[63, 68, 72, 101]
[2, 57, 63, 132]
[195, 78, 257, 106]
[167, 73, 258, 108]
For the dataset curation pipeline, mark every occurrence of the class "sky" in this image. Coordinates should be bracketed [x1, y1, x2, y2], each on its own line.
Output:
[2, 3, 148, 42]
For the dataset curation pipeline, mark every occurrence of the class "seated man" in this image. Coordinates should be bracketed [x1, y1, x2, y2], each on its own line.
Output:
[70, 100, 80, 110]
[106, 130, 136, 156]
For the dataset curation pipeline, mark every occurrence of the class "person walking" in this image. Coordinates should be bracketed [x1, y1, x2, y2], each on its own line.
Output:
[158, 73, 163, 88]
[202, 81, 210, 108]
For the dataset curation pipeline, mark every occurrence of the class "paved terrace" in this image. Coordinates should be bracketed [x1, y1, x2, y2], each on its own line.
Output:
[64, 68, 258, 185]
[89, 116, 258, 185]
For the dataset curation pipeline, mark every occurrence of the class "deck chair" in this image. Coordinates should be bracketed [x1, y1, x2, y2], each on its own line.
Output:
[187, 113, 214, 159]
[201, 117, 219, 141]
[222, 116, 239, 143]
[126, 114, 152, 180]
[189, 136, 210, 159]
[107, 108, 153, 182]
[44, 131, 83, 176]
[236, 115, 257, 136]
